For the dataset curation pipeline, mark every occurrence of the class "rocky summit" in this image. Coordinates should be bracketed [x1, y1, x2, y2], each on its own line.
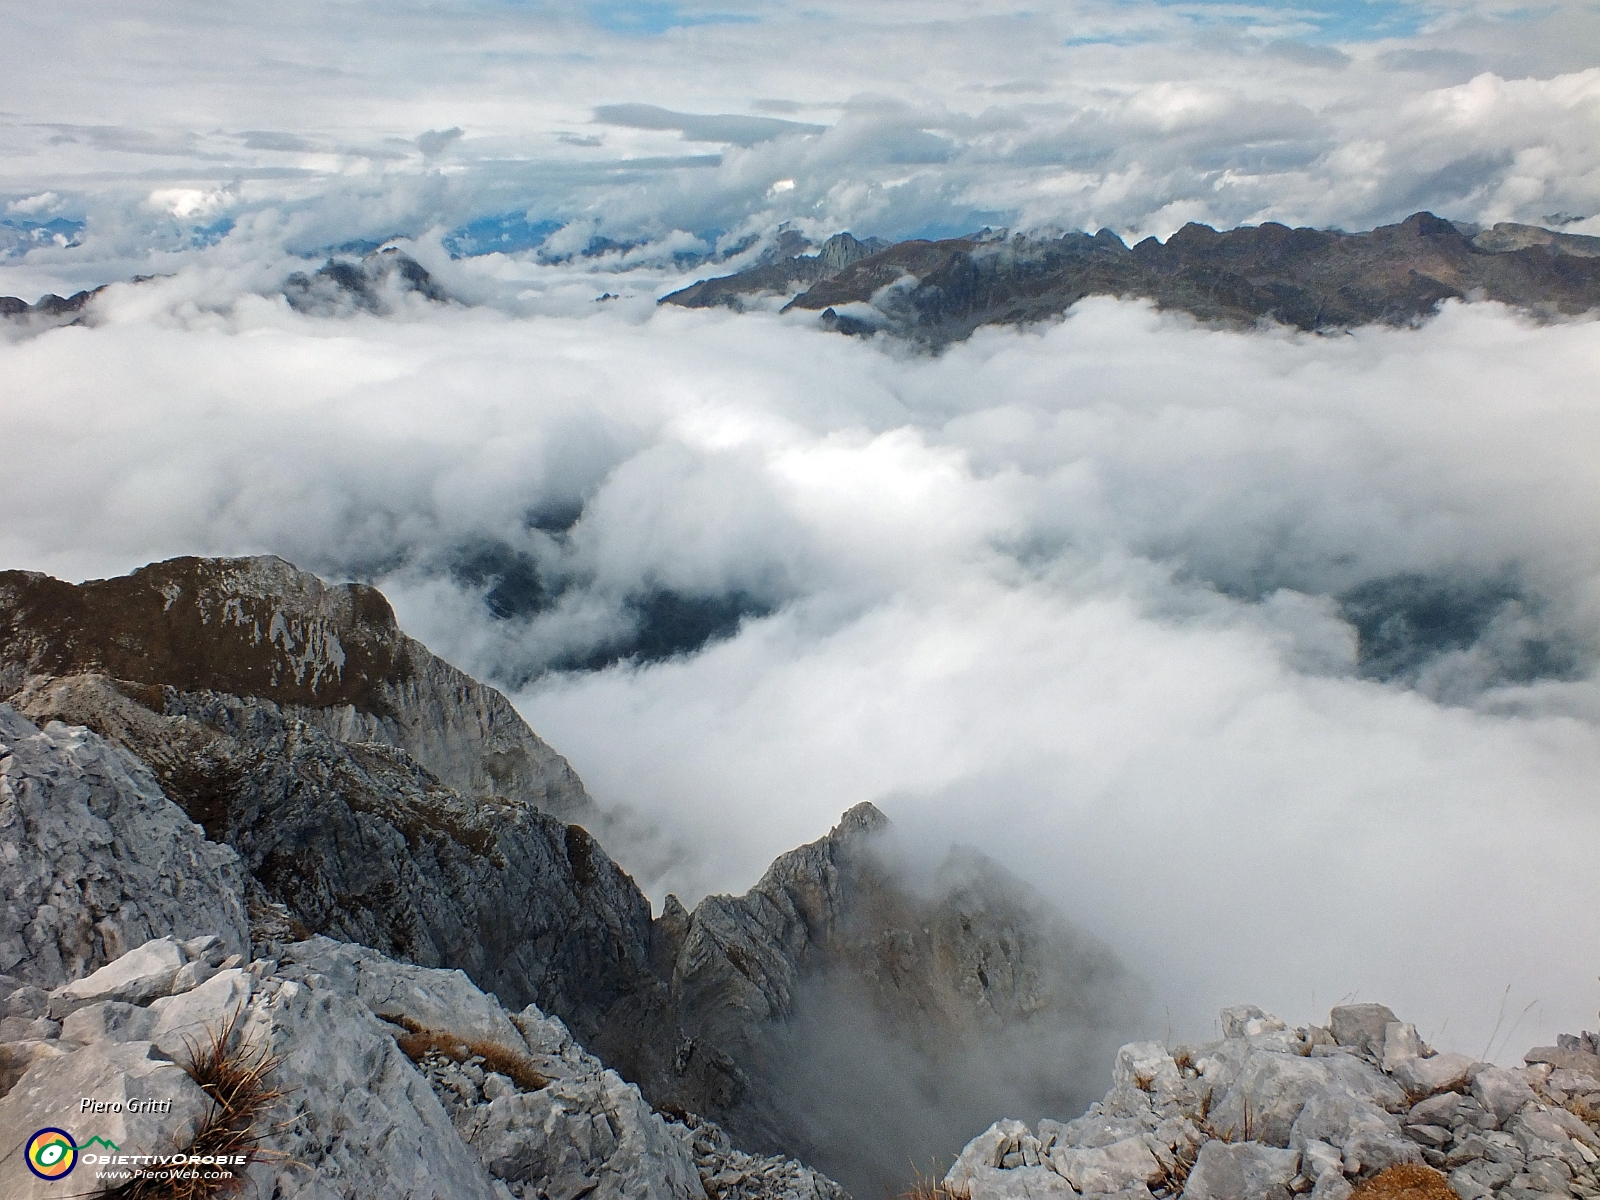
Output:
[945, 1003, 1600, 1200]
[660, 214, 1600, 344]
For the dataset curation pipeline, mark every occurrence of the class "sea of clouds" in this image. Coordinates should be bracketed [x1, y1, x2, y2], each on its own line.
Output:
[2, 0, 1599, 1067]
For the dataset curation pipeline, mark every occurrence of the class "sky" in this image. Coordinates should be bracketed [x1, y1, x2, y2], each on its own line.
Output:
[2, 0, 1599, 1068]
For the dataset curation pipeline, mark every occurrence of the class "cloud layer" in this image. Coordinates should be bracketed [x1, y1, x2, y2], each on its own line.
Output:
[2, 270, 1596, 1060]
[4, 0, 1600, 303]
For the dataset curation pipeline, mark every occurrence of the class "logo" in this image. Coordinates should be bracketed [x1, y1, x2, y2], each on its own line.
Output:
[26, 1128, 77, 1180]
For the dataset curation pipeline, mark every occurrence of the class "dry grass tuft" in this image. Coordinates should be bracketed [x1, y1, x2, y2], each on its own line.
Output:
[101, 1006, 286, 1199]
[896, 1165, 969, 1200]
[1203, 1097, 1254, 1143]
[388, 1014, 549, 1092]
[1149, 1145, 1197, 1196]
[1348, 1164, 1457, 1200]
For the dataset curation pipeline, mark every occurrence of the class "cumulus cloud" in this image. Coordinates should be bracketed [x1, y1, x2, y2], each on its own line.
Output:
[4, 0, 1600, 291]
[1, 269, 1596, 1061]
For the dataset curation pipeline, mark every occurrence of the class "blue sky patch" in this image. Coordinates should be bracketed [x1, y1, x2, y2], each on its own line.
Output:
[1149, 0, 1433, 43]
[444, 213, 564, 258]
[586, 1, 758, 35]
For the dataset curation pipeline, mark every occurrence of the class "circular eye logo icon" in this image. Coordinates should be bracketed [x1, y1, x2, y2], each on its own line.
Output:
[26, 1128, 78, 1180]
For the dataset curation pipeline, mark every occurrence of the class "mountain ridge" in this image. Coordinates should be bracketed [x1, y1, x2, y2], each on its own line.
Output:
[661, 213, 1600, 343]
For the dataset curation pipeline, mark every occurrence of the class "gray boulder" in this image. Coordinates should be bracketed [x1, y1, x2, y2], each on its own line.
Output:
[241, 971, 505, 1200]
[278, 936, 528, 1055]
[0, 707, 248, 987]
[48, 935, 187, 1016]
[1472, 1065, 1536, 1126]
[1329, 1004, 1398, 1057]
[1206, 1048, 1404, 1146]
[1181, 1141, 1299, 1200]
[1390, 1051, 1473, 1097]
[457, 1070, 706, 1200]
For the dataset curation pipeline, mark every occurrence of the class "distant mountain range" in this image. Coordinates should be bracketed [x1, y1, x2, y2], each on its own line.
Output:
[662, 214, 1600, 343]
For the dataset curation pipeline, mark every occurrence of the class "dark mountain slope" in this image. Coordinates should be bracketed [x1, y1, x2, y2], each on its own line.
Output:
[662, 213, 1600, 343]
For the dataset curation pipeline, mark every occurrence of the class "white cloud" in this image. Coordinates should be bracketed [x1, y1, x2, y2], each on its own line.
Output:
[6, 192, 61, 215]
[1, 273, 1596, 1059]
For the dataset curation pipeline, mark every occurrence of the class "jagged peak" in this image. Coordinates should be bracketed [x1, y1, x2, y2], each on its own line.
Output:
[829, 800, 889, 842]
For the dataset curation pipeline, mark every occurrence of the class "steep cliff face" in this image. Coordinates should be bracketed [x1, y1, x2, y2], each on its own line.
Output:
[0, 556, 592, 820]
[598, 805, 1140, 1196]
[5, 672, 653, 1046]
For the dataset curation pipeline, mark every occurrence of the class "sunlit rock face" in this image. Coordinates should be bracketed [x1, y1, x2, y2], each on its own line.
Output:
[0, 555, 595, 819]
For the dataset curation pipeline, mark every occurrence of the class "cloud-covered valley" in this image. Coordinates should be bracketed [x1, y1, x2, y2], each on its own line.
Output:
[2, 271, 1597, 1060]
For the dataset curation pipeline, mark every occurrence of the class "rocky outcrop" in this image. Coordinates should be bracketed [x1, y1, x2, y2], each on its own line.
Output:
[662, 214, 1600, 343]
[4, 674, 654, 1046]
[659, 233, 890, 309]
[0, 929, 846, 1200]
[0, 705, 248, 989]
[598, 804, 1139, 1196]
[0, 558, 1138, 1195]
[283, 246, 448, 314]
[946, 1002, 1600, 1200]
[0, 556, 594, 819]
[0, 285, 105, 328]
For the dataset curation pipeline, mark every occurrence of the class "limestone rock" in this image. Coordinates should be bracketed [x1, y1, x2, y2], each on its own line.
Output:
[9, 672, 655, 1045]
[1391, 1051, 1473, 1097]
[1472, 1066, 1536, 1127]
[1181, 1141, 1299, 1200]
[0, 1040, 213, 1200]
[278, 936, 528, 1055]
[1206, 1047, 1404, 1147]
[244, 972, 505, 1200]
[49, 935, 188, 1016]
[457, 1070, 706, 1200]
[0, 707, 248, 988]
[613, 804, 1138, 1193]
[0, 557, 595, 819]
[1329, 1005, 1399, 1058]
[145, 967, 254, 1060]
[1048, 1138, 1160, 1193]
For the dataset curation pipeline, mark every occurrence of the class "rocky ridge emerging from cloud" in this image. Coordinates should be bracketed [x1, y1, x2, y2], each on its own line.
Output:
[662, 214, 1600, 344]
[0, 705, 841, 1200]
[0, 556, 1138, 1197]
[3, 695, 1595, 1200]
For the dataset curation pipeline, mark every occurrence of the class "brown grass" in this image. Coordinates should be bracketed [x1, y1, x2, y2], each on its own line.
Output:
[1149, 1145, 1196, 1196]
[100, 1006, 286, 1199]
[388, 1014, 549, 1092]
[1348, 1164, 1457, 1200]
[1203, 1097, 1254, 1143]
[896, 1165, 969, 1200]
